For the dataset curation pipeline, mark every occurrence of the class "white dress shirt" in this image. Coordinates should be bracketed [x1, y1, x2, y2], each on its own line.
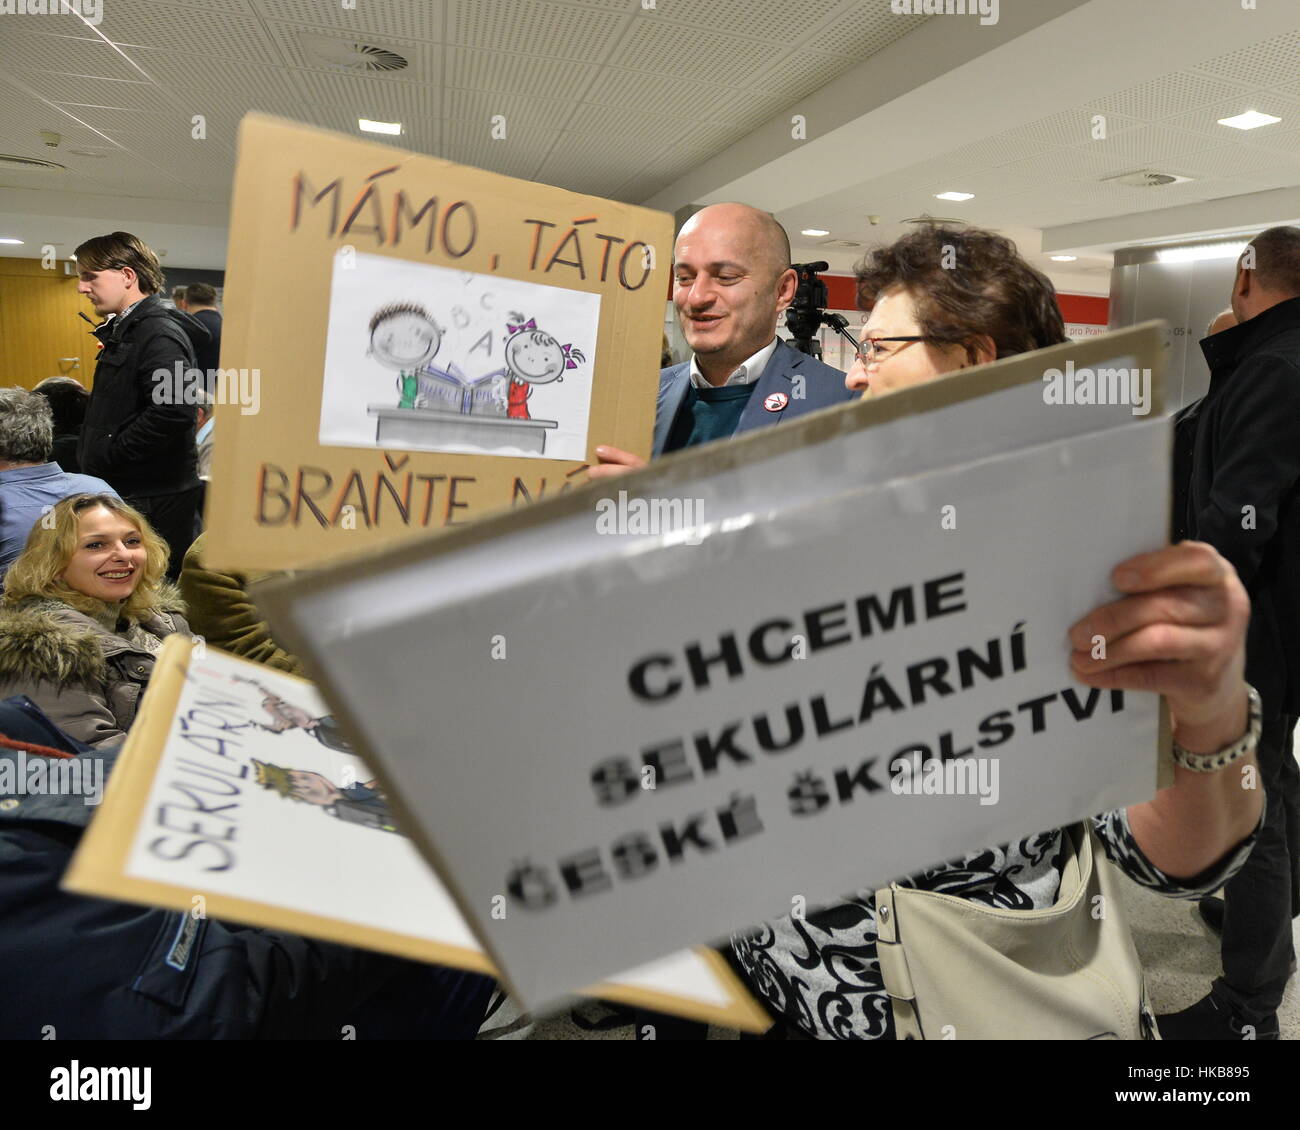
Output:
[687, 338, 780, 390]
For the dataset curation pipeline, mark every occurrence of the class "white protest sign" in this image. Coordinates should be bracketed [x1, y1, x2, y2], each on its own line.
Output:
[65, 640, 770, 1029]
[260, 324, 1170, 1010]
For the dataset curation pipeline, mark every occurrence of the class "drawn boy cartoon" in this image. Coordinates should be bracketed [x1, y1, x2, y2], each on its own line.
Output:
[368, 303, 443, 409]
[502, 311, 584, 420]
[252, 759, 399, 834]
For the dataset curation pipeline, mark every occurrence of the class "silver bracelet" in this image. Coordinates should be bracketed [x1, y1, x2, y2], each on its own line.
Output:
[1170, 685, 1262, 773]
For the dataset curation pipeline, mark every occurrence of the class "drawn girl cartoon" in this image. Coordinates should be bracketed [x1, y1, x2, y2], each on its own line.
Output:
[368, 303, 443, 409]
[502, 311, 585, 420]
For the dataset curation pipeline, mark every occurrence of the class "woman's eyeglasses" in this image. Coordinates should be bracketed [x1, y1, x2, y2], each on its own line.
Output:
[853, 336, 930, 364]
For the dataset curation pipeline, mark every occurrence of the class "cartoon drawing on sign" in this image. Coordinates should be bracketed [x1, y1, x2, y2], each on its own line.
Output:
[502, 311, 585, 422]
[368, 301, 512, 419]
[366, 303, 444, 411]
[252, 759, 400, 835]
[229, 673, 353, 753]
[319, 252, 601, 461]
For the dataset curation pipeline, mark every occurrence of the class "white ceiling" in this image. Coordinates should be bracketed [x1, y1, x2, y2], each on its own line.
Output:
[0, 0, 1296, 296]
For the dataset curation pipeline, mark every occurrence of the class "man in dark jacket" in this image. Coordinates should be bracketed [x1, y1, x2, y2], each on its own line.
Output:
[181, 281, 223, 380]
[0, 696, 492, 1039]
[1161, 226, 1300, 1040]
[74, 231, 204, 577]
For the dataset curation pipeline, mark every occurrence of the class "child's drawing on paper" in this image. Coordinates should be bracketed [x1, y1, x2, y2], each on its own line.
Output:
[319, 251, 601, 460]
[253, 759, 400, 835]
[503, 312, 584, 421]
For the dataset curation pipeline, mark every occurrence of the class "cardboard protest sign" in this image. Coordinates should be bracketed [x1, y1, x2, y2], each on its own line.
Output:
[257, 324, 1171, 1010]
[205, 113, 672, 571]
[63, 638, 771, 1033]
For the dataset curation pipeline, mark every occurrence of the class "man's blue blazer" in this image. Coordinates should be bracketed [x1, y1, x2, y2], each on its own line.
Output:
[652, 339, 857, 456]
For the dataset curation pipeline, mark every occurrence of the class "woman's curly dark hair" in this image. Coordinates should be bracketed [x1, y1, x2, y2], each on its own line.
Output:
[854, 225, 1066, 363]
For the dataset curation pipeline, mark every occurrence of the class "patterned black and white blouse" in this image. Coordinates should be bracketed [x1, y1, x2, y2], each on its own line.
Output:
[730, 808, 1258, 1040]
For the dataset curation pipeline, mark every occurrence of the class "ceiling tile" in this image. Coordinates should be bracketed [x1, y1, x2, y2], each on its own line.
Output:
[444, 89, 575, 131]
[445, 48, 598, 99]
[448, 0, 631, 62]
[1007, 109, 1144, 148]
[251, 0, 447, 40]
[93, 7, 284, 65]
[610, 21, 783, 85]
[1086, 72, 1259, 122]
[640, 0, 842, 41]
[812, 4, 928, 58]
[1191, 28, 1300, 90]
[0, 33, 157, 82]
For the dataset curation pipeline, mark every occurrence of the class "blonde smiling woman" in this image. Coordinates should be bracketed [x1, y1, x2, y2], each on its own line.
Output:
[0, 493, 189, 746]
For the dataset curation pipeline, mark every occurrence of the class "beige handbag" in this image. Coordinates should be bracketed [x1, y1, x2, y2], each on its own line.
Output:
[874, 823, 1159, 1040]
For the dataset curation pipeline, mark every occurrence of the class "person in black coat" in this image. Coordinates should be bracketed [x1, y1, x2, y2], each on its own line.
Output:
[1162, 226, 1300, 1040]
[0, 695, 493, 1039]
[73, 231, 206, 578]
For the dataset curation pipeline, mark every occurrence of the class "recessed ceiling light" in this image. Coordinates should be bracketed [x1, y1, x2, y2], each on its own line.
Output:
[801, 228, 830, 237]
[0, 238, 23, 245]
[1218, 110, 1281, 130]
[359, 118, 402, 135]
[935, 191, 974, 202]
[1050, 255, 1078, 262]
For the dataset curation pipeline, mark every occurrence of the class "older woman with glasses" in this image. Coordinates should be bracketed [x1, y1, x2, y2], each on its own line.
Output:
[845, 223, 1067, 395]
[725, 224, 1264, 1040]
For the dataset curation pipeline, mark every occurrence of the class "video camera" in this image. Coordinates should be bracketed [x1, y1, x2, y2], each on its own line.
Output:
[784, 261, 862, 361]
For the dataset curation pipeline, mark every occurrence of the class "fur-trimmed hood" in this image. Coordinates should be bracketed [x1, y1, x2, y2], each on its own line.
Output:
[0, 584, 186, 686]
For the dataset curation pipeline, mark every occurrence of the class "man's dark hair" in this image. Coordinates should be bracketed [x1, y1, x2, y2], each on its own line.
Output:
[31, 377, 89, 436]
[855, 224, 1066, 361]
[1247, 226, 1300, 296]
[73, 231, 165, 295]
[186, 282, 218, 306]
[171, 286, 187, 305]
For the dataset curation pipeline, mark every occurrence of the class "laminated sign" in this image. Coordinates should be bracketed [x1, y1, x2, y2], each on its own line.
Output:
[259, 325, 1172, 1010]
[205, 113, 672, 570]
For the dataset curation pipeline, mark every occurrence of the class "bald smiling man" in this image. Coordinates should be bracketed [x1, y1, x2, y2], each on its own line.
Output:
[591, 203, 855, 477]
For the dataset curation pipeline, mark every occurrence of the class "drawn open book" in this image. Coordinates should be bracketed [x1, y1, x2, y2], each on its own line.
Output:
[413, 362, 510, 418]
[63, 637, 769, 1033]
